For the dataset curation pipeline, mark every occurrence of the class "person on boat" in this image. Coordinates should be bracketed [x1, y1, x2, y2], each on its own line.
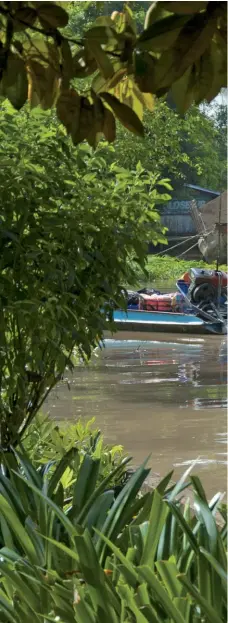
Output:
[180, 271, 191, 285]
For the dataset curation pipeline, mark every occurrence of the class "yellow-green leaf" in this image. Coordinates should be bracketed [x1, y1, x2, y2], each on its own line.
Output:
[132, 84, 155, 113]
[173, 598, 191, 621]
[22, 37, 49, 63]
[144, 3, 171, 29]
[110, 76, 152, 120]
[88, 40, 114, 80]
[101, 92, 144, 136]
[111, 10, 126, 34]
[156, 560, 184, 599]
[92, 66, 126, 94]
[111, 75, 134, 106]
[141, 92, 155, 112]
[0, 495, 37, 563]
[107, 67, 127, 89]
[123, 4, 137, 36]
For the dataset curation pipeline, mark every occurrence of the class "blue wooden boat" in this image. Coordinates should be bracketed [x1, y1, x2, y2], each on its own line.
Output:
[110, 309, 226, 335]
[106, 268, 227, 336]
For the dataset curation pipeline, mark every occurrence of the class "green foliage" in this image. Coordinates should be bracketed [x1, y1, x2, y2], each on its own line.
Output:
[23, 413, 127, 489]
[103, 102, 191, 181]
[183, 102, 227, 191]
[0, 447, 226, 622]
[0, 101, 168, 448]
[0, 1, 226, 146]
[107, 100, 227, 193]
[128, 256, 228, 287]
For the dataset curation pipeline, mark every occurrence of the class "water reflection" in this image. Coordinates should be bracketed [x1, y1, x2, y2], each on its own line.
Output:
[46, 334, 227, 496]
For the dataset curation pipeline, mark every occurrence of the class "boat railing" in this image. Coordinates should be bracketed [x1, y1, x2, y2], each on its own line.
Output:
[176, 279, 226, 328]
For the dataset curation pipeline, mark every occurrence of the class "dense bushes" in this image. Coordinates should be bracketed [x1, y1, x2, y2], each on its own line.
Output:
[129, 256, 228, 287]
[0, 102, 169, 449]
[0, 419, 226, 622]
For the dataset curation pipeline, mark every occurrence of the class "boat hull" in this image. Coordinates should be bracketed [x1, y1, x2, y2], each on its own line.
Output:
[107, 310, 225, 336]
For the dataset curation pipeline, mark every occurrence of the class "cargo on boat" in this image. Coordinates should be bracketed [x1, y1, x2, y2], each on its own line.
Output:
[106, 268, 227, 337]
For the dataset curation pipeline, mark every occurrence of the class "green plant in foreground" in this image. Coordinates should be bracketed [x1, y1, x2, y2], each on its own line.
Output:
[0, 102, 168, 450]
[0, 447, 226, 623]
[22, 413, 127, 490]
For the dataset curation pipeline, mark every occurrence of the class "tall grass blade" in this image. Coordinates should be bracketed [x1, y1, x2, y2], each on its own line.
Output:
[178, 574, 224, 623]
[141, 490, 169, 565]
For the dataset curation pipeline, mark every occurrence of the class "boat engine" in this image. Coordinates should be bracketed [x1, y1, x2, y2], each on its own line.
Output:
[188, 268, 227, 309]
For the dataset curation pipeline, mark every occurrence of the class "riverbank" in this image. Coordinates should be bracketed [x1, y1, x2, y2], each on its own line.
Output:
[130, 255, 228, 287]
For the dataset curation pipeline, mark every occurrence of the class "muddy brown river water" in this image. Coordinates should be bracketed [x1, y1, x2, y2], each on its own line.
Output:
[46, 333, 227, 497]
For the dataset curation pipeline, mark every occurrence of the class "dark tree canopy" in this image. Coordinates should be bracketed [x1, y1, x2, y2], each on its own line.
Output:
[0, 1, 226, 146]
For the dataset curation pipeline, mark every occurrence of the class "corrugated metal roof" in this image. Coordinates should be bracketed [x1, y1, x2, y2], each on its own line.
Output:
[184, 184, 220, 196]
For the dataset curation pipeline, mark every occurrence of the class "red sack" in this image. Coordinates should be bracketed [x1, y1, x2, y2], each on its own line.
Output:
[139, 293, 173, 312]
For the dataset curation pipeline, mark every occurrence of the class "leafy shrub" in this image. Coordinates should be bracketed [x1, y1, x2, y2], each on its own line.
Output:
[0, 448, 226, 623]
[22, 413, 128, 490]
[0, 103, 169, 449]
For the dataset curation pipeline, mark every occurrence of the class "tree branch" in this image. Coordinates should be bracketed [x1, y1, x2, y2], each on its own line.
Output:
[0, 6, 122, 62]
[0, 6, 84, 45]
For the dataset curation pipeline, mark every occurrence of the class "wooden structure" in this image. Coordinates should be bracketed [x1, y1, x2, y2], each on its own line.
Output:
[149, 185, 221, 258]
[198, 191, 227, 230]
[191, 191, 227, 263]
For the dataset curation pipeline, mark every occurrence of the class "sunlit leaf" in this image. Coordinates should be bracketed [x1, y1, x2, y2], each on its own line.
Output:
[101, 92, 144, 136]
[88, 41, 114, 79]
